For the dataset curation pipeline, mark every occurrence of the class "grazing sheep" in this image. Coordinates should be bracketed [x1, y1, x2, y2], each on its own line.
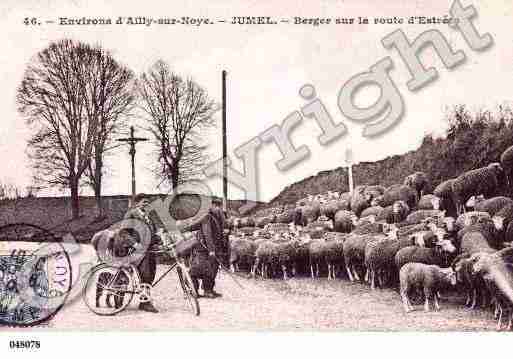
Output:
[417, 194, 443, 210]
[229, 237, 257, 273]
[399, 263, 456, 313]
[243, 217, 257, 227]
[264, 222, 291, 233]
[365, 224, 435, 289]
[459, 227, 497, 256]
[323, 233, 347, 280]
[451, 254, 490, 309]
[455, 211, 491, 230]
[252, 240, 278, 278]
[309, 238, 326, 278]
[457, 216, 506, 250]
[276, 208, 296, 224]
[474, 196, 513, 216]
[272, 239, 298, 280]
[350, 187, 372, 217]
[339, 191, 352, 203]
[293, 207, 307, 227]
[433, 178, 457, 217]
[500, 145, 513, 190]
[255, 215, 276, 228]
[344, 232, 385, 282]
[395, 234, 457, 270]
[471, 247, 513, 329]
[376, 201, 410, 224]
[451, 163, 507, 215]
[308, 215, 334, 229]
[406, 209, 446, 225]
[397, 221, 432, 237]
[364, 227, 397, 289]
[333, 210, 356, 233]
[376, 184, 418, 209]
[320, 200, 349, 220]
[360, 206, 385, 219]
[494, 203, 513, 243]
[352, 218, 385, 235]
[465, 195, 485, 211]
[405, 171, 430, 199]
[300, 202, 321, 224]
[364, 185, 386, 200]
[235, 226, 259, 237]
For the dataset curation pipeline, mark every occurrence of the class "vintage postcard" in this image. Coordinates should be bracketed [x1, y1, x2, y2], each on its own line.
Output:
[1, 0, 513, 354]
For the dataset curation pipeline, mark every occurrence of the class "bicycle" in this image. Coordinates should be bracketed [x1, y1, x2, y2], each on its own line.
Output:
[82, 245, 200, 316]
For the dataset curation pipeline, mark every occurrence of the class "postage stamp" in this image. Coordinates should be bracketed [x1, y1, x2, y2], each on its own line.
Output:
[0, 224, 72, 327]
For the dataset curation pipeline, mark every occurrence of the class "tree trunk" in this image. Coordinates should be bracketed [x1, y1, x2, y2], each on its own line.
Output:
[70, 178, 80, 220]
[94, 158, 104, 218]
[171, 167, 179, 190]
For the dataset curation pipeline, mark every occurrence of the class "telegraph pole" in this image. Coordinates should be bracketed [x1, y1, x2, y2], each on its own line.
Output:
[117, 126, 149, 205]
[222, 70, 228, 212]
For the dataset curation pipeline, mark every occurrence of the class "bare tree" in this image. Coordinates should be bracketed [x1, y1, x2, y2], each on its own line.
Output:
[82, 48, 135, 218]
[137, 60, 217, 189]
[17, 39, 99, 219]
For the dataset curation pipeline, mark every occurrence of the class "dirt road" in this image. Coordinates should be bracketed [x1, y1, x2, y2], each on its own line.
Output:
[31, 265, 500, 331]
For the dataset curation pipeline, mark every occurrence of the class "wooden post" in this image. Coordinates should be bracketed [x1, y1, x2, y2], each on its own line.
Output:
[222, 70, 228, 212]
[345, 148, 354, 193]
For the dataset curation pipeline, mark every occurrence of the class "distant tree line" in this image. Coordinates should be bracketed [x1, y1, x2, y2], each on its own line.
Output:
[266, 104, 513, 208]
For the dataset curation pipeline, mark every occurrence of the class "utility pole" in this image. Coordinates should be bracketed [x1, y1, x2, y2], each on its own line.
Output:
[117, 126, 149, 205]
[222, 70, 228, 212]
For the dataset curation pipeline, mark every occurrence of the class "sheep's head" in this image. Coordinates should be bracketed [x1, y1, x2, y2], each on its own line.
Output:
[436, 237, 457, 254]
[411, 232, 426, 247]
[464, 214, 478, 227]
[371, 195, 384, 207]
[367, 215, 376, 224]
[440, 267, 457, 286]
[350, 213, 359, 225]
[430, 196, 441, 210]
[470, 252, 494, 275]
[385, 223, 398, 238]
[492, 215, 505, 231]
[404, 175, 414, 188]
[443, 217, 455, 232]
[425, 220, 438, 233]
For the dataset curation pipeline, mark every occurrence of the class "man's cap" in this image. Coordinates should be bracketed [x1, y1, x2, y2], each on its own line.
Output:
[212, 197, 223, 206]
[134, 193, 151, 207]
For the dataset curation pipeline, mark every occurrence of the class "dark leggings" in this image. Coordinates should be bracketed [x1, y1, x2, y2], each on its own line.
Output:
[189, 248, 219, 292]
[138, 253, 157, 284]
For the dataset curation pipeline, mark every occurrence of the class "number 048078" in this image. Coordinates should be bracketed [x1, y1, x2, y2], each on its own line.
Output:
[9, 340, 40, 349]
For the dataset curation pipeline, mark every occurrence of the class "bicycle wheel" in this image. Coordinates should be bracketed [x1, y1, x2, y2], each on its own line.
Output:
[83, 264, 136, 316]
[176, 264, 200, 316]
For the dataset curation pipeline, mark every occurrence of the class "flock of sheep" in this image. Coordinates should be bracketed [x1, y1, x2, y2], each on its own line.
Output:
[223, 145, 513, 330]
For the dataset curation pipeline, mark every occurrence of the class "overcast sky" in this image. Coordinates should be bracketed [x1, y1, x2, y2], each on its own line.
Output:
[0, 0, 512, 202]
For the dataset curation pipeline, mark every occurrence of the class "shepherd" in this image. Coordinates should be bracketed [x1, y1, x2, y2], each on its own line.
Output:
[184, 198, 227, 298]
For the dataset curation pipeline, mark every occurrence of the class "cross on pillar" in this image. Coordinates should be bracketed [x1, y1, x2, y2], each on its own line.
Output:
[117, 126, 149, 205]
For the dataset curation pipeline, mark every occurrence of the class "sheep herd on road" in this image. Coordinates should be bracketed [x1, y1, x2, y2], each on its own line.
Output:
[220, 145, 513, 330]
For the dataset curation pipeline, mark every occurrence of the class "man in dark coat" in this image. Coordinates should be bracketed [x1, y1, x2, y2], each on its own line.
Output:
[123, 193, 161, 313]
[187, 198, 227, 298]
